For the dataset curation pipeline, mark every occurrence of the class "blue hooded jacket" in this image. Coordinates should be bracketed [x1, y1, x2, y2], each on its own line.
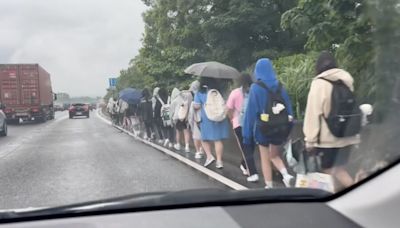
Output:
[242, 58, 293, 145]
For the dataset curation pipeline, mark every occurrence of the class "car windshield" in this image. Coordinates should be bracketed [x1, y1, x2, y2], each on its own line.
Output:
[0, 0, 399, 214]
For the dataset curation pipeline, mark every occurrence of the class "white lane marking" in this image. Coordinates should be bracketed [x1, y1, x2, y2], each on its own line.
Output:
[96, 110, 248, 190]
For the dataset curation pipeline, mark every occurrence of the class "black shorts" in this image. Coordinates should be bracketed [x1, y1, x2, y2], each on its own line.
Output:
[175, 120, 188, 131]
[257, 138, 286, 147]
[315, 146, 352, 169]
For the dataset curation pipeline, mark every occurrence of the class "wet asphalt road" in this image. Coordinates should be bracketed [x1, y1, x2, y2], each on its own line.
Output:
[0, 111, 226, 210]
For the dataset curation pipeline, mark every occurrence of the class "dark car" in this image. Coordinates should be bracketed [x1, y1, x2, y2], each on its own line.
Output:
[69, 103, 90, 119]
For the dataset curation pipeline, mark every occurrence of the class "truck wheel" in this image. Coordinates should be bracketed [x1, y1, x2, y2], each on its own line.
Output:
[37, 116, 47, 123]
[49, 112, 55, 120]
[0, 122, 7, 137]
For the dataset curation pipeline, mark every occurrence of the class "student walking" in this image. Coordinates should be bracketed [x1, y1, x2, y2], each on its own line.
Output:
[170, 88, 193, 153]
[188, 80, 204, 159]
[155, 87, 175, 148]
[140, 88, 155, 140]
[243, 58, 295, 188]
[227, 73, 259, 182]
[152, 87, 164, 143]
[193, 78, 229, 168]
[303, 51, 361, 190]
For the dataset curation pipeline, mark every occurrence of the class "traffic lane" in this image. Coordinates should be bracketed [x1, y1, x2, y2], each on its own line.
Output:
[0, 111, 69, 159]
[0, 111, 226, 210]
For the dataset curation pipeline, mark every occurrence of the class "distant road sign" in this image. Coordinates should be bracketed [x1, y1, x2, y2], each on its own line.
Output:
[109, 78, 117, 87]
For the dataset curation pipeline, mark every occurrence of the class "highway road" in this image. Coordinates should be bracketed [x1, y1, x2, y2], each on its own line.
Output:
[0, 111, 227, 210]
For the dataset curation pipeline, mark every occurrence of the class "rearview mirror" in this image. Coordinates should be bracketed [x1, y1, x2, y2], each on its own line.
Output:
[53, 93, 58, 101]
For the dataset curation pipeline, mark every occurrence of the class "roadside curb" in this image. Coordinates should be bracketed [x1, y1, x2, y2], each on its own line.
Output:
[96, 110, 248, 190]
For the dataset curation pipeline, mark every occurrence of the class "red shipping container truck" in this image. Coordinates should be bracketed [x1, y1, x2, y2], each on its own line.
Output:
[0, 64, 55, 123]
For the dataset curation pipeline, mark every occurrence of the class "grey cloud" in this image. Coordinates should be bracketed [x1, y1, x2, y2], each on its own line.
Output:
[0, 0, 147, 97]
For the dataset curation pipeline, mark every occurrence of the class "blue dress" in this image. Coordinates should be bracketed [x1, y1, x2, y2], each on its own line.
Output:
[194, 91, 230, 141]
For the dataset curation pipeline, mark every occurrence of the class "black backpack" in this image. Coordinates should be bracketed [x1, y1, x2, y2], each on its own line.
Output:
[257, 81, 291, 140]
[320, 78, 362, 137]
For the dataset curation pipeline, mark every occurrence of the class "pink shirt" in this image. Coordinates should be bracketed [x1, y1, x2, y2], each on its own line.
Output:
[226, 88, 244, 129]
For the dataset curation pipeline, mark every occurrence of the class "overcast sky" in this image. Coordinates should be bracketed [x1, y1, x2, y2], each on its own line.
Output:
[0, 0, 147, 97]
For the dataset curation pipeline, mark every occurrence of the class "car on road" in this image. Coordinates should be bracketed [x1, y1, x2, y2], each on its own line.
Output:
[0, 103, 7, 137]
[54, 104, 64, 112]
[69, 103, 90, 119]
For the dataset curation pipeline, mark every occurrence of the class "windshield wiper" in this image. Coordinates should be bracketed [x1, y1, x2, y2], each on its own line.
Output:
[0, 188, 330, 221]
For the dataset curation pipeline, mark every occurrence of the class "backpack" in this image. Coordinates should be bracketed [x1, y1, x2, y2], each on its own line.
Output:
[176, 91, 191, 121]
[320, 78, 362, 137]
[204, 89, 226, 122]
[257, 81, 291, 140]
[157, 95, 172, 127]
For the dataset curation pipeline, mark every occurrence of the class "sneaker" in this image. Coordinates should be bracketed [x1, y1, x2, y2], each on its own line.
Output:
[204, 157, 215, 167]
[185, 144, 190, 153]
[174, 143, 181, 150]
[247, 174, 259, 182]
[195, 151, 203, 159]
[168, 143, 173, 148]
[158, 139, 164, 144]
[240, 164, 248, 176]
[265, 185, 271, 189]
[163, 139, 169, 147]
[282, 175, 294, 188]
[216, 161, 224, 169]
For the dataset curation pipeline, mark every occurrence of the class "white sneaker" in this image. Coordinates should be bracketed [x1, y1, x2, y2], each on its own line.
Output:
[240, 164, 248, 176]
[174, 143, 181, 150]
[158, 139, 164, 144]
[283, 175, 294, 187]
[163, 139, 169, 147]
[247, 174, 259, 182]
[216, 161, 224, 169]
[204, 157, 215, 167]
[185, 144, 190, 153]
[265, 185, 271, 189]
[195, 151, 203, 159]
[168, 143, 173, 148]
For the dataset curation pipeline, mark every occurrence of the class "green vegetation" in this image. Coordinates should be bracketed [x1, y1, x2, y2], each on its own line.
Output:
[109, 0, 400, 119]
